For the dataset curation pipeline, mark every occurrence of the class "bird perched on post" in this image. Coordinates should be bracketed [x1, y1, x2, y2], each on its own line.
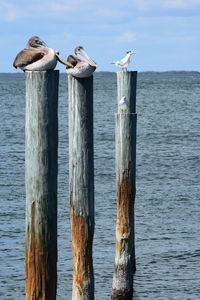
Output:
[13, 36, 72, 71]
[66, 46, 97, 78]
[111, 51, 137, 71]
[118, 96, 129, 112]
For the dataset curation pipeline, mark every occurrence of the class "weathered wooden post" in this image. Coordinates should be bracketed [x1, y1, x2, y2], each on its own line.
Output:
[25, 71, 59, 300]
[68, 75, 95, 300]
[112, 71, 137, 300]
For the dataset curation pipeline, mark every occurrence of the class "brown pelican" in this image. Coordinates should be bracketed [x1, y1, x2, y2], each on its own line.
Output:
[13, 36, 72, 71]
[111, 51, 137, 71]
[66, 46, 97, 78]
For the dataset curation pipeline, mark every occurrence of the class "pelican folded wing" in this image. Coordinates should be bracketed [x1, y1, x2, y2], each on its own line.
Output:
[13, 49, 45, 69]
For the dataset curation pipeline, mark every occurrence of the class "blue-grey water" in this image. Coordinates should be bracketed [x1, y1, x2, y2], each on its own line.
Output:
[0, 71, 200, 300]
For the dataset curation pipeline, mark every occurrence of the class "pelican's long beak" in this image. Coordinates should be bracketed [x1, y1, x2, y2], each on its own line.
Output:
[56, 54, 73, 68]
[41, 41, 48, 47]
[79, 49, 97, 67]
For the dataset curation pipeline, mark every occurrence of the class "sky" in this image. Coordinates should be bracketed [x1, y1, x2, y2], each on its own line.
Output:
[0, 0, 200, 72]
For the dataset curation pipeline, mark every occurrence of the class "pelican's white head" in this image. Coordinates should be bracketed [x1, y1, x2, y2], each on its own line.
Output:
[75, 46, 97, 67]
[27, 36, 48, 49]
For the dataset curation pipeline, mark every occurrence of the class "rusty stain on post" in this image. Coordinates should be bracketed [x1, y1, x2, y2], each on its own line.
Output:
[116, 172, 135, 239]
[112, 172, 136, 300]
[68, 75, 94, 300]
[112, 71, 137, 300]
[25, 206, 57, 300]
[25, 71, 58, 300]
[70, 208, 94, 297]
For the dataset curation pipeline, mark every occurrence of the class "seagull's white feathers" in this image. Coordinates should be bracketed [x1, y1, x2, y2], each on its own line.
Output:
[112, 51, 137, 71]
[118, 96, 129, 112]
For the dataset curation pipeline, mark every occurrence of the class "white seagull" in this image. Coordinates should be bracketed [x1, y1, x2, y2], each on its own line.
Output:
[111, 51, 137, 71]
[13, 36, 72, 71]
[118, 96, 129, 112]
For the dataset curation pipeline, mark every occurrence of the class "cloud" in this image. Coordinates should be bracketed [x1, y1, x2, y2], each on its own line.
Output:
[49, 2, 71, 13]
[63, 33, 73, 40]
[0, 3, 26, 21]
[115, 32, 136, 43]
[96, 8, 124, 18]
[0, 0, 74, 22]
[163, 0, 200, 9]
[133, 0, 200, 10]
[1, 0, 200, 24]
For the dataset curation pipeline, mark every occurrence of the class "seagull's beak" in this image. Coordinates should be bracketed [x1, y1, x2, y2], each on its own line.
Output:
[78, 49, 98, 68]
[56, 54, 73, 68]
[131, 51, 137, 55]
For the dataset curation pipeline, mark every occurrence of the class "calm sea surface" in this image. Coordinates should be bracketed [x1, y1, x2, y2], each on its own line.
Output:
[0, 71, 200, 300]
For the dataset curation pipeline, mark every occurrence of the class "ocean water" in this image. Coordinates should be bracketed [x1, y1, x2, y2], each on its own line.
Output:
[0, 71, 200, 300]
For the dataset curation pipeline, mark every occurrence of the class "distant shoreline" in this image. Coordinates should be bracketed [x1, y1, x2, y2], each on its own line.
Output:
[0, 70, 200, 76]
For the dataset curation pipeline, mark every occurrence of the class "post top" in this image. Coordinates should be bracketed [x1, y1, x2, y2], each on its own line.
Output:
[115, 112, 137, 116]
[25, 70, 59, 73]
[117, 70, 137, 74]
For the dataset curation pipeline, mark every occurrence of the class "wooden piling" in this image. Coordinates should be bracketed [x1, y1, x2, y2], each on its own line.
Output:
[112, 71, 137, 300]
[25, 71, 59, 300]
[117, 71, 137, 114]
[68, 75, 95, 300]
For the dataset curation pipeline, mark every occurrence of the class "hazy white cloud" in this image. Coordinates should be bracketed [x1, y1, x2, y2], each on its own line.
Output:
[115, 32, 136, 43]
[134, 0, 200, 10]
[63, 33, 73, 40]
[0, 3, 26, 21]
[0, 0, 76, 22]
[163, 0, 200, 9]
[96, 8, 124, 18]
[1, 0, 200, 23]
[46, 2, 72, 14]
